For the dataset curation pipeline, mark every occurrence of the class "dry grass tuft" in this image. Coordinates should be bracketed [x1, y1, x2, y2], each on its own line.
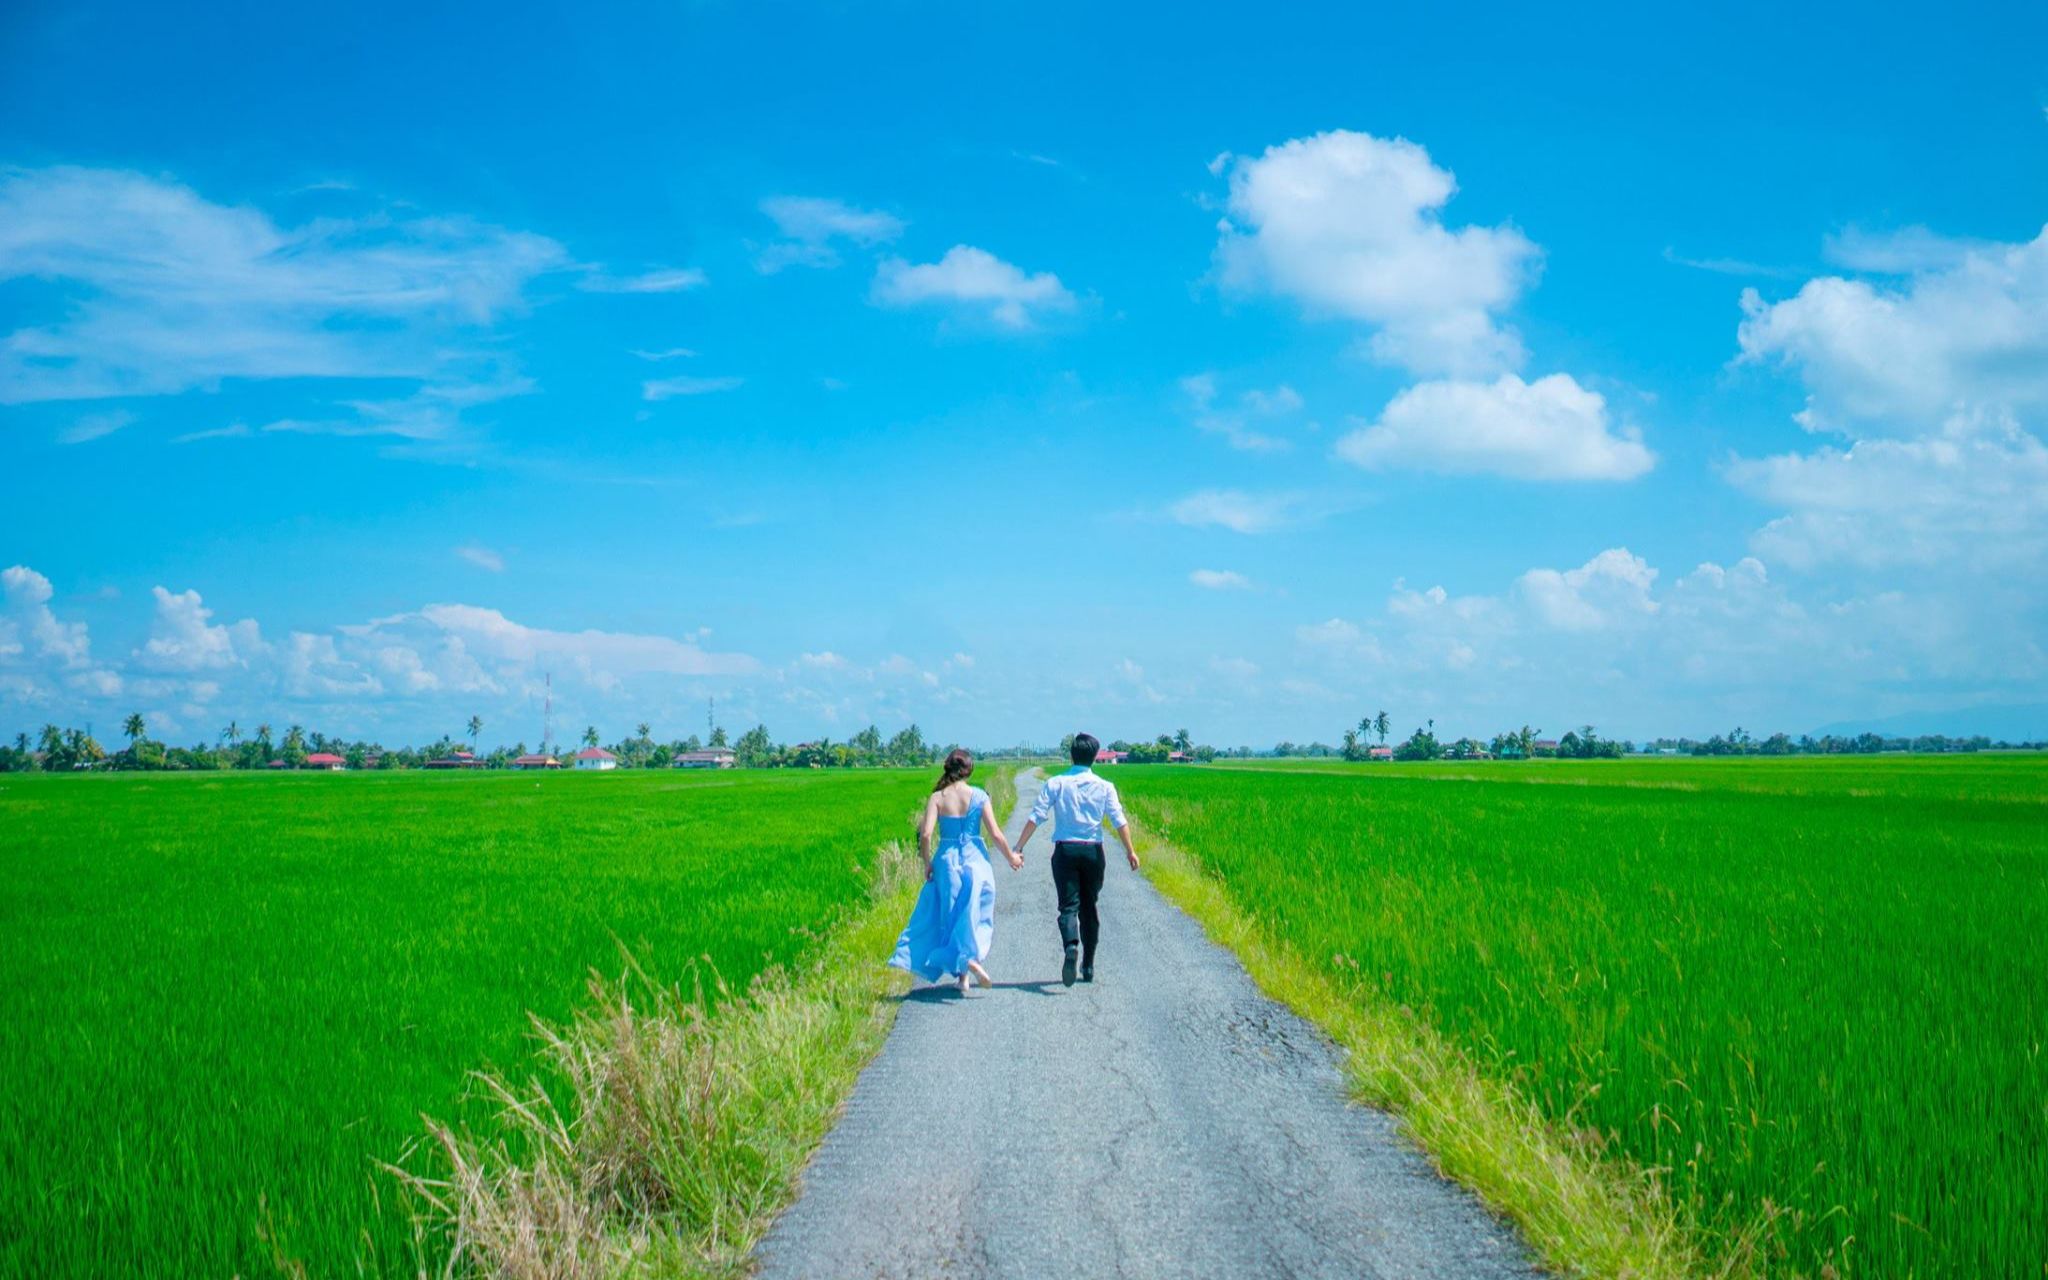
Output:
[387, 853, 919, 1280]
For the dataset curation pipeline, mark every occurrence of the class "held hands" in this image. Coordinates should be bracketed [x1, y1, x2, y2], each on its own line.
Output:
[1005, 849, 1024, 871]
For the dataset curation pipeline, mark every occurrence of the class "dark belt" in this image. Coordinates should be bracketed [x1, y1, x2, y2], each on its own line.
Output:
[1053, 840, 1104, 851]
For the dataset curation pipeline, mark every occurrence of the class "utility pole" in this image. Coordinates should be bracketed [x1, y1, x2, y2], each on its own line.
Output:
[542, 672, 553, 752]
[707, 696, 714, 742]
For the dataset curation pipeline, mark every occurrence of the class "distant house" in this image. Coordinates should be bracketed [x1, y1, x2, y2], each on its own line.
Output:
[673, 748, 736, 769]
[302, 752, 346, 771]
[574, 747, 618, 771]
[265, 758, 289, 769]
[423, 750, 484, 770]
[1367, 746, 1393, 761]
[1167, 751, 1193, 764]
[362, 754, 383, 770]
[1095, 749, 1126, 765]
[1531, 739, 1560, 754]
[511, 753, 562, 770]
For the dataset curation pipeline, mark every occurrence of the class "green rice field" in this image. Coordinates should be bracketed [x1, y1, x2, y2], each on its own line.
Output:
[0, 768, 932, 1279]
[1114, 755, 2048, 1277]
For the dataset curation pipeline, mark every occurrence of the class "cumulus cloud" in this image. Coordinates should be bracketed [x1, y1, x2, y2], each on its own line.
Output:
[1337, 373, 1654, 480]
[1736, 225, 2048, 431]
[1515, 548, 1660, 631]
[1189, 569, 1253, 590]
[0, 165, 568, 407]
[757, 196, 904, 272]
[1729, 221, 2048, 577]
[136, 586, 266, 672]
[2, 566, 93, 668]
[872, 246, 1075, 330]
[1168, 489, 1299, 534]
[1726, 423, 2048, 570]
[1214, 130, 1539, 377]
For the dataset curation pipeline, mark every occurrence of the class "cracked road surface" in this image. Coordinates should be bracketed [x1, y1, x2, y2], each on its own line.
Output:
[752, 769, 1539, 1279]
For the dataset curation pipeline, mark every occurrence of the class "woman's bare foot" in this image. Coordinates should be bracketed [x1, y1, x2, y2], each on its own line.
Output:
[967, 961, 993, 988]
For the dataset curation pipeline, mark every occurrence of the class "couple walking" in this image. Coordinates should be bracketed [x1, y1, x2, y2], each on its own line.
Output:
[890, 733, 1141, 995]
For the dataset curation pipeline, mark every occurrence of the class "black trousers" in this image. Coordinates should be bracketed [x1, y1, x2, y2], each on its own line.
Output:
[1050, 841, 1106, 962]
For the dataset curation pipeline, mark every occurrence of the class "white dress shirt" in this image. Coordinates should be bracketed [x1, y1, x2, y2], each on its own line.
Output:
[1029, 766, 1128, 842]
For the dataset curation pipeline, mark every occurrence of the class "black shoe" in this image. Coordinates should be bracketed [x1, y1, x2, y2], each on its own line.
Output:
[1081, 964, 1095, 983]
[1062, 946, 1079, 988]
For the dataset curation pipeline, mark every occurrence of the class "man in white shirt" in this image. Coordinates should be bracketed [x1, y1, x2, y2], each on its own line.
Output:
[1015, 732, 1141, 987]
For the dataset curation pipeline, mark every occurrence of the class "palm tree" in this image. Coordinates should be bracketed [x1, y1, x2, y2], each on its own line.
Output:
[1373, 710, 1391, 747]
[1518, 725, 1538, 757]
[636, 722, 651, 741]
[221, 720, 240, 747]
[1173, 728, 1193, 754]
[467, 715, 483, 751]
[582, 726, 600, 749]
[123, 713, 145, 745]
[12, 733, 26, 754]
[255, 723, 273, 753]
[1342, 728, 1361, 760]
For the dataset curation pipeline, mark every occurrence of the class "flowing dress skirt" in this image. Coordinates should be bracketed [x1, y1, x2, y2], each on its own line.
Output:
[890, 836, 997, 981]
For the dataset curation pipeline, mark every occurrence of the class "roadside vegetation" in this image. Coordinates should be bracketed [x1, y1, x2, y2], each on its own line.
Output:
[0, 768, 937, 1277]
[1114, 757, 2047, 1277]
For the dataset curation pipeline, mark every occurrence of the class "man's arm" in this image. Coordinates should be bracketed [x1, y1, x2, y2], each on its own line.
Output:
[1018, 775, 1055, 854]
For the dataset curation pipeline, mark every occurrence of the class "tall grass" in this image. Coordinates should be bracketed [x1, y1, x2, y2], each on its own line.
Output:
[1115, 758, 2048, 1277]
[0, 769, 930, 1278]
[391, 850, 920, 1278]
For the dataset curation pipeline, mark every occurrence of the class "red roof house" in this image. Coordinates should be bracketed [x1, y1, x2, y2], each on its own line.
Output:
[573, 747, 618, 771]
[303, 752, 346, 770]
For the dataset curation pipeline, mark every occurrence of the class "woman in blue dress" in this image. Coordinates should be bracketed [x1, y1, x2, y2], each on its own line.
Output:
[890, 749, 1021, 995]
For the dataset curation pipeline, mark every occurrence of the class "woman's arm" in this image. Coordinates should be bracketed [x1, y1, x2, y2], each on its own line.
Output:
[982, 798, 1022, 870]
[917, 793, 939, 880]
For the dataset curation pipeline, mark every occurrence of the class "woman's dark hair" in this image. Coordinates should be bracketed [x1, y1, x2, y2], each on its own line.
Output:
[934, 747, 974, 792]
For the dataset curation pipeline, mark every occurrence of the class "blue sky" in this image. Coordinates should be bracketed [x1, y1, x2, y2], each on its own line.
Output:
[4, 0, 2047, 749]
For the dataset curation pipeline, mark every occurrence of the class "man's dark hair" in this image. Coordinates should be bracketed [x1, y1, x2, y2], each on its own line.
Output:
[1070, 732, 1100, 765]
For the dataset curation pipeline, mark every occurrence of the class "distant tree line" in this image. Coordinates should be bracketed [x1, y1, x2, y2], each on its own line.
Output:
[1060, 729, 1226, 764]
[0, 714, 954, 773]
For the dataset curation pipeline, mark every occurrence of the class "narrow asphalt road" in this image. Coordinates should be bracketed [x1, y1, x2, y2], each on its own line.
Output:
[752, 768, 1538, 1279]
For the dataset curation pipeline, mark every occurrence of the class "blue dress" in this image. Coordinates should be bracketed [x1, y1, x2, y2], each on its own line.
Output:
[890, 786, 998, 981]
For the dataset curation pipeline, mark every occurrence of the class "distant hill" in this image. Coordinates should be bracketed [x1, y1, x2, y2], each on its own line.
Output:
[1811, 704, 2048, 743]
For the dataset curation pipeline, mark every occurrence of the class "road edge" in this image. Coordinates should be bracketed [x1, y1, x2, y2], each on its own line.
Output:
[1126, 809, 1734, 1280]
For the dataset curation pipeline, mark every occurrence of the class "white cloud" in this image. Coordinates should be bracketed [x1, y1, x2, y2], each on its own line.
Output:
[2, 565, 93, 668]
[1337, 373, 1654, 480]
[1214, 130, 1539, 377]
[58, 409, 136, 445]
[798, 651, 849, 670]
[1726, 422, 2048, 570]
[455, 544, 505, 573]
[630, 347, 698, 361]
[1515, 548, 1660, 631]
[137, 586, 266, 672]
[643, 375, 743, 401]
[1182, 372, 1300, 452]
[1736, 225, 2048, 431]
[1190, 568, 1253, 590]
[0, 165, 568, 405]
[757, 196, 904, 272]
[872, 245, 1075, 330]
[1168, 489, 1298, 534]
[576, 267, 706, 294]
[1296, 617, 1362, 646]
